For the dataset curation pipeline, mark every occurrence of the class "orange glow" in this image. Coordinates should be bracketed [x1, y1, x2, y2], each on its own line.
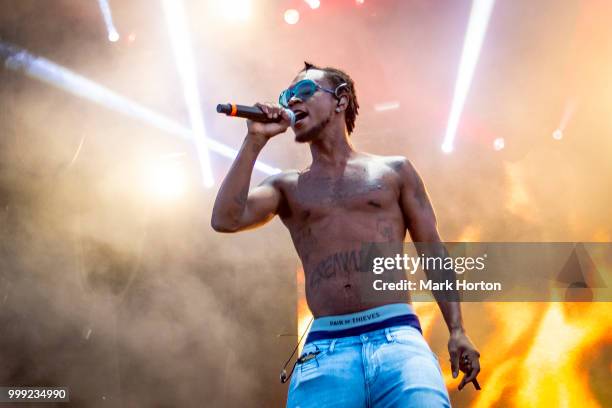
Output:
[458, 225, 482, 242]
[296, 277, 612, 406]
[296, 268, 312, 354]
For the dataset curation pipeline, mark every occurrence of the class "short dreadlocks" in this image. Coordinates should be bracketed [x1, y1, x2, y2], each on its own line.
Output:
[301, 62, 359, 134]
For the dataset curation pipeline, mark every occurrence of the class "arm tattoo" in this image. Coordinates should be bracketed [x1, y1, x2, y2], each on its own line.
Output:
[412, 170, 429, 209]
[233, 185, 249, 208]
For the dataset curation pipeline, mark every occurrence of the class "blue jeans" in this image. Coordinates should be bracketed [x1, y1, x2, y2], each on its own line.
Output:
[286, 325, 451, 408]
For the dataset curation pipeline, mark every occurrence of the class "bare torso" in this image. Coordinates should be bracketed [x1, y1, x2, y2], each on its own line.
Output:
[275, 153, 412, 317]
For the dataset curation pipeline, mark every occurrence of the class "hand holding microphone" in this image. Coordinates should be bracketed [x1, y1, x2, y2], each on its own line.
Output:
[217, 102, 295, 141]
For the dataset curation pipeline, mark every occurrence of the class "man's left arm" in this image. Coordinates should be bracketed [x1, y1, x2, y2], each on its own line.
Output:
[396, 157, 481, 391]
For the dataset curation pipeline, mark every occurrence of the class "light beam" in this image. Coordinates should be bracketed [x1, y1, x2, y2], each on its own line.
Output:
[97, 0, 120, 42]
[0, 41, 281, 176]
[442, 0, 495, 153]
[161, 0, 214, 187]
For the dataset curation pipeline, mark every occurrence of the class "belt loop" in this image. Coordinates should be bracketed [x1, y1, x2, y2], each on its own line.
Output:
[384, 327, 393, 342]
[329, 339, 337, 354]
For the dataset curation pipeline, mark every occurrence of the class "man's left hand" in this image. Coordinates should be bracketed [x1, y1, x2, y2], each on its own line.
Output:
[448, 330, 481, 390]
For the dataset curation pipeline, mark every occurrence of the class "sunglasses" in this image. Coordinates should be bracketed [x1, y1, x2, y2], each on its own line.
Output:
[278, 79, 346, 108]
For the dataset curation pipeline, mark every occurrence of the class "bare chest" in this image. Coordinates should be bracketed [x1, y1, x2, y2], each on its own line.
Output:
[281, 165, 399, 221]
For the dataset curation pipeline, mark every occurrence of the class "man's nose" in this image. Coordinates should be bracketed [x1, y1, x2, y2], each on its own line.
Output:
[288, 95, 303, 107]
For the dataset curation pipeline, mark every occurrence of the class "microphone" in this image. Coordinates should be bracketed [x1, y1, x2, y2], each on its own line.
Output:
[216, 103, 295, 127]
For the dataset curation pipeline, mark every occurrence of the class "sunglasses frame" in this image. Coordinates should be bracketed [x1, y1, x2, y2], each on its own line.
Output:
[279, 79, 345, 108]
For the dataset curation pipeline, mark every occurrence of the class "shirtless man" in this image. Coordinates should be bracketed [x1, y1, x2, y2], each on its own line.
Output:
[211, 62, 480, 407]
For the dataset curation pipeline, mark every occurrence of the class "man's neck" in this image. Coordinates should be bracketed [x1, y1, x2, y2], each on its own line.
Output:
[309, 125, 356, 169]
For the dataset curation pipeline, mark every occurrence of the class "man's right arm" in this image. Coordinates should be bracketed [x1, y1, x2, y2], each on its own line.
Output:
[211, 103, 292, 233]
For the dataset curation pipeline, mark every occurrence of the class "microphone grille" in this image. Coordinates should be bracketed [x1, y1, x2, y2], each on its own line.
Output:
[285, 109, 296, 127]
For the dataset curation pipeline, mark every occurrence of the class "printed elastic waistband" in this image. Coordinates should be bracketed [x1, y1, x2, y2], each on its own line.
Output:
[306, 303, 421, 344]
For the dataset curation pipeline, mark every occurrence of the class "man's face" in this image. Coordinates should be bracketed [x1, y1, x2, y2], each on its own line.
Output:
[285, 69, 337, 143]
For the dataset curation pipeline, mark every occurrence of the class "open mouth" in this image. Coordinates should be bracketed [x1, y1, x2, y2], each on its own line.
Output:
[293, 110, 308, 123]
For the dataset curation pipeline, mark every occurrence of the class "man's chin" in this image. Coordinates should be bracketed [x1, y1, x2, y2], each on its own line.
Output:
[293, 115, 329, 143]
[294, 129, 315, 143]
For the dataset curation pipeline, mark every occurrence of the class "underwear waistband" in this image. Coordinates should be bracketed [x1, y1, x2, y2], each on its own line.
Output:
[306, 303, 421, 344]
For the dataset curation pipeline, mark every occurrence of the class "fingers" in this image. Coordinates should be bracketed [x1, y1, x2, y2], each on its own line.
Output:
[458, 353, 481, 391]
[448, 347, 460, 379]
[255, 102, 285, 120]
[249, 102, 291, 138]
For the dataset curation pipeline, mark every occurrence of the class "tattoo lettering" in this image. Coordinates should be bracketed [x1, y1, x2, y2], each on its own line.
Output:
[308, 250, 362, 289]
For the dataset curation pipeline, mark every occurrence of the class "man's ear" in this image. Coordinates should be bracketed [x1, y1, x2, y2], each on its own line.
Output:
[336, 94, 349, 112]
[334, 83, 349, 112]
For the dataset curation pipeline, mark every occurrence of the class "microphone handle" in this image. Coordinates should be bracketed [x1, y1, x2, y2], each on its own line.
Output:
[216, 103, 295, 126]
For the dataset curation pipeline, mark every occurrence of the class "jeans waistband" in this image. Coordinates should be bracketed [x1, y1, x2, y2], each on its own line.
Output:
[306, 303, 421, 344]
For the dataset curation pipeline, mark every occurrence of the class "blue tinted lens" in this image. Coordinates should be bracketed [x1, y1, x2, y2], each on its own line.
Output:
[279, 87, 295, 107]
[294, 81, 317, 100]
[279, 90, 290, 107]
[279, 80, 318, 107]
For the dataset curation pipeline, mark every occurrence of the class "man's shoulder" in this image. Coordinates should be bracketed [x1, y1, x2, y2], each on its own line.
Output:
[260, 169, 300, 188]
[359, 153, 413, 173]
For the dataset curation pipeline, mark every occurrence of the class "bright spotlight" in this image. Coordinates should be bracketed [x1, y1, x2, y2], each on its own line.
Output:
[493, 137, 505, 151]
[162, 0, 214, 188]
[98, 0, 120, 43]
[442, 0, 495, 153]
[356, 0, 365, 4]
[147, 161, 187, 200]
[552, 129, 563, 140]
[107, 31, 120, 42]
[284, 9, 300, 25]
[305, 0, 321, 9]
[441, 142, 454, 154]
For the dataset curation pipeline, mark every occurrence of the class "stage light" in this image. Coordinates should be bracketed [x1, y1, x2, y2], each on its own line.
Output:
[162, 0, 214, 187]
[374, 101, 400, 112]
[552, 100, 575, 142]
[441, 143, 453, 154]
[284, 9, 300, 25]
[356, 0, 365, 5]
[107, 31, 120, 42]
[305, 0, 320, 9]
[97, 0, 120, 43]
[147, 160, 187, 200]
[442, 0, 495, 153]
[493, 137, 505, 151]
[0, 41, 281, 176]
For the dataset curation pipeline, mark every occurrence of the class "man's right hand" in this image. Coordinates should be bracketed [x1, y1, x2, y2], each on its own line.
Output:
[246, 102, 292, 142]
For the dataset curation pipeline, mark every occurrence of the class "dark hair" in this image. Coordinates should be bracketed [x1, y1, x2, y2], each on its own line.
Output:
[301, 61, 359, 134]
